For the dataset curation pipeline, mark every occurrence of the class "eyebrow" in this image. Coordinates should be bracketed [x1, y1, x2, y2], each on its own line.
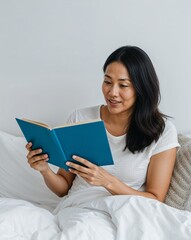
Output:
[104, 74, 131, 82]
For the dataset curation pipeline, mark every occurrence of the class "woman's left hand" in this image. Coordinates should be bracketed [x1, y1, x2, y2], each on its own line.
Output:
[66, 155, 114, 187]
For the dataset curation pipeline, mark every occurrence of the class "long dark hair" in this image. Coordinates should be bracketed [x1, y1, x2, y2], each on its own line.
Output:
[103, 46, 167, 153]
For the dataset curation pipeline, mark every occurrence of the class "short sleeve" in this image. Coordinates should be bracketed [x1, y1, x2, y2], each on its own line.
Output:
[66, 105, 101, 125]
[66, 110, 77, 124]
[151, 119, 180, 156]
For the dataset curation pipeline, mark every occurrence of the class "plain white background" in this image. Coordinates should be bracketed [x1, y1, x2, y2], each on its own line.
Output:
[0, 0, 191, 135]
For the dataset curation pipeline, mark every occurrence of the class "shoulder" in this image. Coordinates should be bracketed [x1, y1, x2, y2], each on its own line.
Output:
[66, 105, 101, 124]
[162, 118, 178, 138]
[150, 118, 180, 156]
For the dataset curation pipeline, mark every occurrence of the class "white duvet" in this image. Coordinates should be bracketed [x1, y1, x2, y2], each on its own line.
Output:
[0, 192, 191, 240]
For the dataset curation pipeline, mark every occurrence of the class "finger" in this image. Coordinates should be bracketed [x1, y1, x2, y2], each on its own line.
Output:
[69, 169, 97, 186]
[30, 159, 49, 168]
[72, 155, 97, 169]
[66, 161, 90, 174]
[68, 168, 91, 180]
[26, 142, 32, 150]
[28, 154, 49, 164]
[27, 148, 43, 159]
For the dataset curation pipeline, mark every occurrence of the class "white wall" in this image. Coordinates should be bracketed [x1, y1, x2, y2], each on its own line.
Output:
[0, 0, 191, 135]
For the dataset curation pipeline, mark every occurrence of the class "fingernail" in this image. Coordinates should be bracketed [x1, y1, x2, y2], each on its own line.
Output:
[73, 155, 76, 159]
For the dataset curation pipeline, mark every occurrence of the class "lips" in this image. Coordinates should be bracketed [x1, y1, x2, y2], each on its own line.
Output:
[108, 99, 121, 104]
[107, 99, 122, 108]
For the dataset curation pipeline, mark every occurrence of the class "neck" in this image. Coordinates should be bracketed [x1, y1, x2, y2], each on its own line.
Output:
[101, 105, 132, 130]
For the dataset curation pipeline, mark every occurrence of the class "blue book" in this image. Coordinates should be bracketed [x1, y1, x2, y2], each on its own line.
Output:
[16, 118, 114, 170]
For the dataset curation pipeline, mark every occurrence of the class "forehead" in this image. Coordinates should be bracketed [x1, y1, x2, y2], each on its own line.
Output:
[104, 62, 130, 79]
[105, 62, 129, 75]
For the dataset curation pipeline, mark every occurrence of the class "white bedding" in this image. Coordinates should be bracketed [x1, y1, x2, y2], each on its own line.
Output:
[1, 193, 191, 240]
[0, 130, 191, 239]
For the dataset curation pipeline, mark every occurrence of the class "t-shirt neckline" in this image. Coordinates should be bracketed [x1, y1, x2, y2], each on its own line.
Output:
[98, 104, 126, 139]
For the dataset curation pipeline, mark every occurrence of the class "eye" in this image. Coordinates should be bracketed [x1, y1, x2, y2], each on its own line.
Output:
[120, 84, 129, 88]
[104, 80, 111, 85]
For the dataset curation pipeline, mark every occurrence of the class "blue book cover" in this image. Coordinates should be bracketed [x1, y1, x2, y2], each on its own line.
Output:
[16, 118, 114, 170]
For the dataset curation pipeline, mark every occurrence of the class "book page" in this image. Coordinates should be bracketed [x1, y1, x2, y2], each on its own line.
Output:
[22, 118, 50, 129]
[54, 118, 102, 129]
[22, 118, 102, 130]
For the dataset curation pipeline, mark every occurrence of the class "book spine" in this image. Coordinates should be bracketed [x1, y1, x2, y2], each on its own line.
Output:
[50, 130, 67, 163]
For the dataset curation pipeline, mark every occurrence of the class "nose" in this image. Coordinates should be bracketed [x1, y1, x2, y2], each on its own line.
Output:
[109, 84, 119, 97]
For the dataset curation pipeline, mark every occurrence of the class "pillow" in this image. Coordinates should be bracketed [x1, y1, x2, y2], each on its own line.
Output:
[165, 134, 191, 211]
[0, 130, 60, 211]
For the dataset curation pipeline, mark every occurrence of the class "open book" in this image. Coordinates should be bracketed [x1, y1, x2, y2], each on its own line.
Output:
[16, 118, 114, 170]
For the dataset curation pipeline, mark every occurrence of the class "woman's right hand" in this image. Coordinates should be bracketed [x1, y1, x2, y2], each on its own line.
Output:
[26, 142, 50, 173]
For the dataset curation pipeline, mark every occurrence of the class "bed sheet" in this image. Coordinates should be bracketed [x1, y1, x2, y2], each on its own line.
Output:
[0, 194, 191, 240]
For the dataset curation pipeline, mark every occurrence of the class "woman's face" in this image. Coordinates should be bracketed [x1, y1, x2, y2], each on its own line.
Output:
[102, 61, 137, 116]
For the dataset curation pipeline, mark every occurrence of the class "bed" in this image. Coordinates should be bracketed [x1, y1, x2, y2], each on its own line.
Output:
[0, 130, 191, 239]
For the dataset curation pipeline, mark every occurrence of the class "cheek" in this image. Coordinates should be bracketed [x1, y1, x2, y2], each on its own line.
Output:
[102, 85, 107, 96]
[129, 94, 137, 105]
[123, 91, 136, 102]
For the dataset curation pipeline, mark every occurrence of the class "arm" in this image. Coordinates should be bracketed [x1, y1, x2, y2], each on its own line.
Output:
[26, 142, 75, 197]
[66, 147, 177, 202]
[41, 168, 75, 197]
[104, 148, 177, 201]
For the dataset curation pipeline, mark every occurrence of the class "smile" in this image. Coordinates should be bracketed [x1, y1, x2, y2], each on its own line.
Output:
[109, 99, 121, 103]
[108, 99, 121, 106]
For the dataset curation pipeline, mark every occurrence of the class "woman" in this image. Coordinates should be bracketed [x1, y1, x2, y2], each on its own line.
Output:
[26, 46, 179, 204]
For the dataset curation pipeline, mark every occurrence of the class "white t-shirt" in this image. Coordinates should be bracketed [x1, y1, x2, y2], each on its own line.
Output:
[66, 105, 180, 195]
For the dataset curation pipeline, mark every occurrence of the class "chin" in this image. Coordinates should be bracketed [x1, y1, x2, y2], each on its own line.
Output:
[107, 105, 122, 114]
